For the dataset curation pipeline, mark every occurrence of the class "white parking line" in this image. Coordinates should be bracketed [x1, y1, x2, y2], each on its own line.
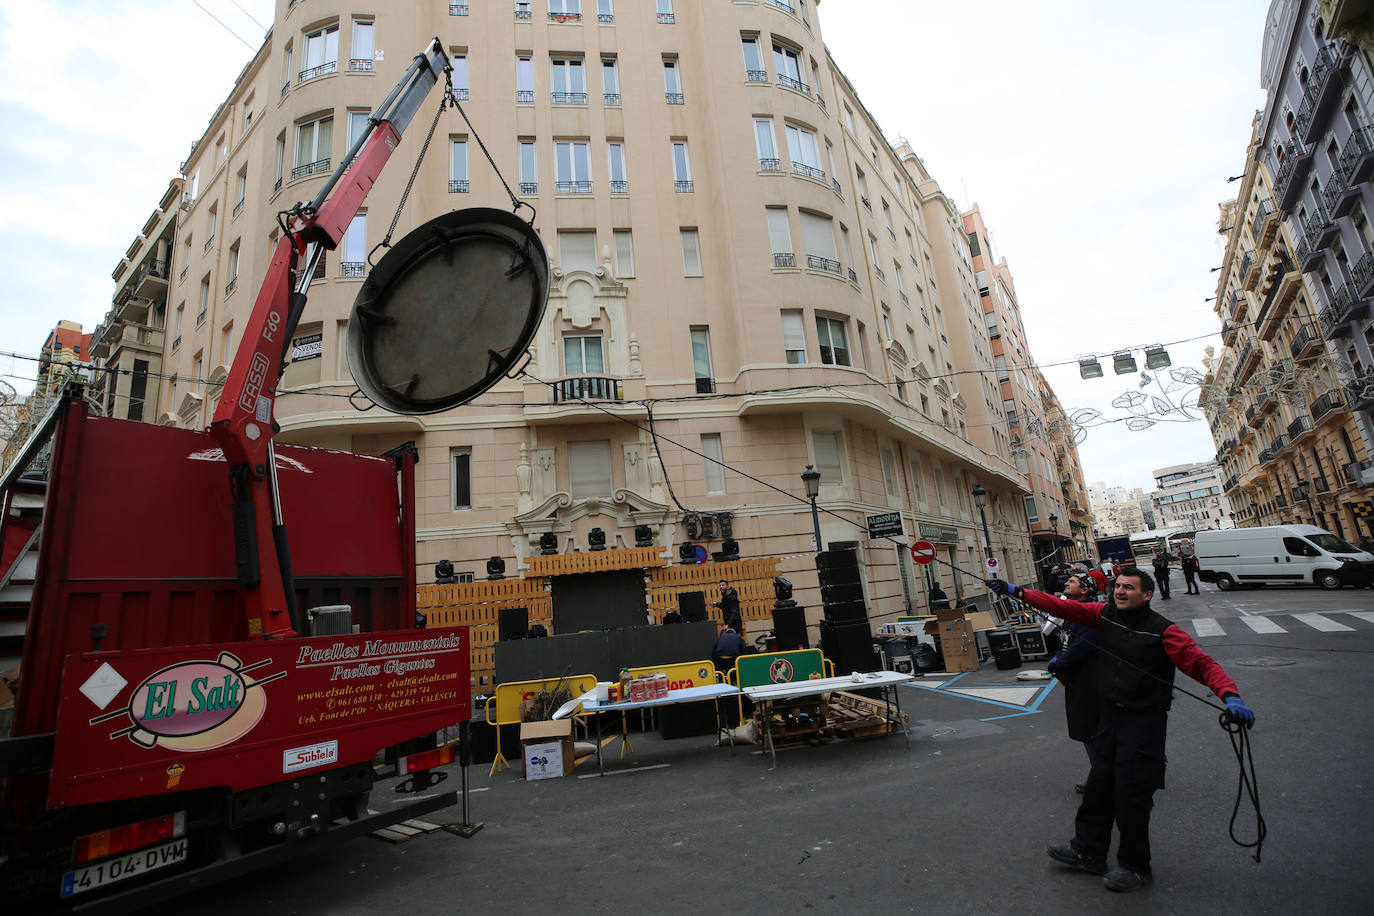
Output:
[1293, 613, 1355, 632]
[1240, 616, 1287, 634]
[1192, 618, 1226, 637]
[1349, 612, 1374, 626]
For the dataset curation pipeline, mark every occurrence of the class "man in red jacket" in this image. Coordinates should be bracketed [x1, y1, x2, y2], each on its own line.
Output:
[991, 568, 1254, 893]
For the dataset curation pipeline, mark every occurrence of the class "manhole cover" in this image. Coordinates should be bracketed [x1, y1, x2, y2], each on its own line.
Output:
[1233, 657, 1296, 668]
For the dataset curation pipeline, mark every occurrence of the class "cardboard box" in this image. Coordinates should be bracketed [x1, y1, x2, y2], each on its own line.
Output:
[925, 615, 980, 672]
[520, 719, 574, 780]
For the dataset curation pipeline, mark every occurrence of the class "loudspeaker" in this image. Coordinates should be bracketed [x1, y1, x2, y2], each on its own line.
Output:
[819, 619, 878, 673]
[772, 604, 809, 651]
[498, 606, 528, 641]
[822, 599, 868, 623]
[819, 581, 864, 605]
[678, 591, 707, 623]
[985, 629, 1016, 655]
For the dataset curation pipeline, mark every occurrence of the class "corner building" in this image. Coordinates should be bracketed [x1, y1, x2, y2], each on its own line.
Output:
[142, 0, 1031, 620]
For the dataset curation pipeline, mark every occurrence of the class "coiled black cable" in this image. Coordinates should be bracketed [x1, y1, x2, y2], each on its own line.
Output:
[1221, 711, 1266, 862]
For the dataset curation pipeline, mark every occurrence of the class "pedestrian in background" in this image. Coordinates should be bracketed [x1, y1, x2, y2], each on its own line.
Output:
[1151, 552, 1172, 600]
[714, 579, 741, 631]
[1180, 551, 1200, 595]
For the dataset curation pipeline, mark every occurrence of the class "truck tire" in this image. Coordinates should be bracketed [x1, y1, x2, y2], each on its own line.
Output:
[1215, 574, 1236, 591]
[1315, 570, 1342, 590]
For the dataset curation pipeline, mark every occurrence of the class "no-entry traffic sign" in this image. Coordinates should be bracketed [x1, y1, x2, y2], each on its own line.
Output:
[986, 557, 1000, 577]
[910, 541, 936, 565]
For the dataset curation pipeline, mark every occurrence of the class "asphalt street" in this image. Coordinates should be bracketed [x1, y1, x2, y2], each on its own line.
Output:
[162, 583, 1374, 915]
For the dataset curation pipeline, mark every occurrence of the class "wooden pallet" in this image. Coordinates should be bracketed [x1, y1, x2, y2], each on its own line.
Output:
[828, 691, 908, 740]
[755, 697, 829, 748]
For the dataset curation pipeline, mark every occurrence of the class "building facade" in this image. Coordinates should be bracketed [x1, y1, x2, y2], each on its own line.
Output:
[1038, 369, 1095, 560]
[1150, 461, 1233, 530]
[101, 0, 1053, 621]
[1205, 0, 1374, 538]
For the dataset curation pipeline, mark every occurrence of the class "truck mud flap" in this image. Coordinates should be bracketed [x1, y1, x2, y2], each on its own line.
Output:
[70, 790, 458, 915]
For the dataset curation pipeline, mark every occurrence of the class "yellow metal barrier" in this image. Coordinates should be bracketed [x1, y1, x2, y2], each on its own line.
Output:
[484, 673, 599, 775]
[627, 660, 722, 689]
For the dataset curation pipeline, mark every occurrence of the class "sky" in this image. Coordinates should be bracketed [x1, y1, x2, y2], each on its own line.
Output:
[0, 0, 1271, 493]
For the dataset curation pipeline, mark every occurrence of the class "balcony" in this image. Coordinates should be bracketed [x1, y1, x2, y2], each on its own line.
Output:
[791, 161, 825, 181]
[1355, 250, 1374, 300]
[1259, 447, 1275, 465]
[1239, 250, 1257, 289]
[603, 92, 620, 105]
[848, 267, 857, 284]
[1290, 323, 1322, 360]
[340, 261, 366, 278]
[1246, 403, 1262, 427]
[657, 12, 675, 23]
[1289, 414, 1316, 443]
[1322, 282, 1371, 339]
[547, 11, 581, 22]
[298, 61, 337, 83]
[1229, 289, 1248, 322]
[551, 92, 588, 105]
[746, 70, 768, 83]
[1274, 494, 1288, 508]
[1274, 139, 1312, 212]
[292, 158, 330, 180]
[1235, 340, 1260, 383]
[1344, 458, 1374, 487]
[1324, 169, 1361, 218]
[674, 180, 694, 193]
[519, 181, 538, 195]
[1339, 126, 1374, 186]
[1257, 258, 1298, 340]
[665, 92, 684, 105]
[1270, 433, 1290, 456]
[349, 59, 373, 72]
[1222, 320, 1238, 345]
[450, 2, 468, 14]
[224, 276, 237, 297]
[133, 258, 169, 300]
[873, 265, 886, 283]
[1347, 371, 1374, 409]
[1297, 205, 1337, 270]
[777, 74, 810, 95]
[1310, 388, 1346, 423]
[773, 252, 796, 268]
[899, 291, 909, 306]
[766, 0, 796, 13]
[452, 88, 469, 101]
[1258, 387, 1278, 414]
[516, 90, 534, 103]
[610, 180, 628, 194]
[515, 7, 532, 20]
[598, 12, 614, 23]
[1250, 199, 1277, 247]
[549, 375, 624, 403]
[832, 177, 842, 196]
[1297, 46, 1346, 144]
[763, 156, 787, 171]
[449, 179, 469, 193]
[114, 287, 152, 324]
[555, 180, 592, 194]
[806, 255, 841, 275]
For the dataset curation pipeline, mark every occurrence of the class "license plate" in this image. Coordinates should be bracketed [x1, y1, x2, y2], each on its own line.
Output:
[60, 839, 188, 898]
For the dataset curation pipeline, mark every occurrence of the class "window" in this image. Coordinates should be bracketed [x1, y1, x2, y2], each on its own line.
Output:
[782, 310, 806, 364]
[880, 446, 899, 498]
[663, 58, 683, 103]
[702, 433, 725, 494]
[856, 168, 869, 203]
[815, 316, 850, 366]
[657, 0, 674, 22]
[554, 140, 592, 192]
[602, 58, 620, 104]
[450, 53, 469, 98]
[548, 0, 581, 16]
[681, 229, 702, 276]
[563, 333, 604, 374]
[570, 440, 613, 497]
[800, 211, 838, 272]
[519, 139, 537, 193]
[672, 141, 692, 190]
[214, 136, 225, 166]
[294, 115, 333, 178]
[843, 104, 855, 132]
[691, 327, 713, 392]
[1023, 495, 1039, 523]
[607, 141, 627, 192]
[341, 214, 366, 275]
[908, 456, 923, 501]
[516, 55, 534, 102]
[450, 137, 469, 192]
[754, 119, 778, 169]
[274, 134, 285, 189]
[451, 448, 472, 510]
[785, 124, 822, 179]
[881, 306, 893, 338]
[198, 277, 210, 323]
[811, 430, 844, 485]
[302, 24, 339, 80]
[767, 207, 793, 267]
[742, 36, 765, 80]
[550, 57, 586, 103]
[613, 229, 634, 276]
[243, 92, 255, 128]
[206, 205, 217, 245]
[772, 41, 806, 92]
[558, 230, 597, 272]
[351, 20, 374, 71]
[933, 467, 947, 506]
[227, 240, 240, 284]
[598, 0, 614, 22]
[234, 168, 247, 213]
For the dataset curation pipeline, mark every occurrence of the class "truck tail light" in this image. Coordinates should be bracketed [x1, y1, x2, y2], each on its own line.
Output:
[397, 744, 456, 775]
[73, 812, 185, 865]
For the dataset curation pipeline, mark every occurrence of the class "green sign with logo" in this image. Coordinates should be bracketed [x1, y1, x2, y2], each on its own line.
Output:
[735, 649, 826, 688]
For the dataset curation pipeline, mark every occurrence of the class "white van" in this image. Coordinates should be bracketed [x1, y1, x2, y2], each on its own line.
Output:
[1194, 524, 1374, 590]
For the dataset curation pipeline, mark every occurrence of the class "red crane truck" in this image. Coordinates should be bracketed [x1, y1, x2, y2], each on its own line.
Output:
[0, 39, 475, 911]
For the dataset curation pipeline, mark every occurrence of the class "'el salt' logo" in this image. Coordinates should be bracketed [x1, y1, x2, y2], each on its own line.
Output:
[90, 652, 286, 751]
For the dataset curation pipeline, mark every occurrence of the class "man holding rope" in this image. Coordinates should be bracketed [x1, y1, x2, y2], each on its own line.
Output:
[990, 567, 1255, 892]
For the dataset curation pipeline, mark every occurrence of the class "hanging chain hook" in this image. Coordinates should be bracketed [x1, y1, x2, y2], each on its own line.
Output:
[368, 66, 452, 268]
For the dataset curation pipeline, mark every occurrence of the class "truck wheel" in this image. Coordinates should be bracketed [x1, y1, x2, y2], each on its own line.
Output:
[1315, 570, 1342, 590]
[1215, 574, 1236, 591]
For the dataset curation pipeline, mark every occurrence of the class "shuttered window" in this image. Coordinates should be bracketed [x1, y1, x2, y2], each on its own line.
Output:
[569, 440, 612, 497]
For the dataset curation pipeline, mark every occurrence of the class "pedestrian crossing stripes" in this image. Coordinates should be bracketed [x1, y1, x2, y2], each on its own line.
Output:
[1185, 612, 1371, 637]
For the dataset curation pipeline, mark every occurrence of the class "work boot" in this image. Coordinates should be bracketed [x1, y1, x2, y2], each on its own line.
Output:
[1047, 844, 1107, 875]
[1074, 782, 1086, 794]
[1103, 866, 1149, 892]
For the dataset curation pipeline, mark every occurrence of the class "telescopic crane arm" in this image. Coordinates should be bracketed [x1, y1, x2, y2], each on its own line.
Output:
[209, 39, 449, 639]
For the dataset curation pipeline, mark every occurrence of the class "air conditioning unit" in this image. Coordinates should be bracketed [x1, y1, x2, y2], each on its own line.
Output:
[180, 192, 191, 210]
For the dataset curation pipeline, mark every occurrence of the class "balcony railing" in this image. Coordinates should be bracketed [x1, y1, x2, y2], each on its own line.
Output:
[203, 235, 215, 253]
[292, 158, 330, 180]
[1288, 414, 1313, 440]
[758, 157, 781, 172]
[273, 176, 282, 193]
[773, 252, 796, 268]
[791, 161, 825, 181]
[674, 180, 694, 193]
[873, 265, 885, 282]
[848, 267, 858, 284]
[1340, 125, 1374, 186]
[746, 69, 768, 83]
[806, 255, 841, 274]
[832, 178, 842, 196]
[551, 91, 588, 104]
[1222, 320, 1237, 344]
[1354, 250, 1374, 300]
[1322, 283, 1368, 338]
[179, 265, 189, 282]
[549, 375, 624, 403]
[665, 92, 684, 105]
[598, 13, 614, 23]
[603, 92, 620, 105]
[1290, 323, 1319, 360]
[453, 88, 469, 100]
[340, 261, 366, 278]
[515, 8, 532, 20]
[450, 2, 469, 14]
[1270, 433, 1289, 455]
[555, 180, 592, 194]
[777, 74, 810, 95]
[172, 334, 181, 351]
[224, 277, 237, 296]
[899, 291, 909, 306]
[658, 12, 675, 23]
[232, 198, 244, 218]
[1250, 200, 1274, 244]
[1298, 205, 1336, 270]
[1274, 138, 1312, 211]
[766, 0, 796, 13]
[516, 90, 535, 103]
[1238, 250, 1254, 281]
[519, 181, 538, 195]
[609, 180, 628, 194]
[349, 59, 373, 72]
[548, 11, 581, 22]
[1297, 45, 1343, 143]
[298, 61, 337, 83]
[1310, 388, 1345, 421]
[449, 179, 469, 193]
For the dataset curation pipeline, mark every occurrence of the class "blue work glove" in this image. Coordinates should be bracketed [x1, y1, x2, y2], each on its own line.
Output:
[1046, 654, 1061, 675]
[988, 579, 1017, 597]
[1224, 695, 1255, 727]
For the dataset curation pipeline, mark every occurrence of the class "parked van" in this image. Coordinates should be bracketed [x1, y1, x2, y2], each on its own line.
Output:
[1194, 524, 1374, 590]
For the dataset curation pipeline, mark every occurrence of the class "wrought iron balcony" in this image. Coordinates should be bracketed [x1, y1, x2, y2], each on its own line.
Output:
[519, 181, 538, 195]
[873, 265, 885, 282]
[1245, 403, 1260, 427]
[756, 156, 781, 172]
[806, 255, 841, 274]
[610, 180, 628, 194]
[516, 90, 535, 103]
[1238, 250, 1254, 285]
[603, 92, 620, 105]
[1258, 387, 1278, 413]
[1288, 414, 1314, 441]
[449, 179, 469, 193]
[1310, 388, 1346, 422]
[224, 277, 237, 296]
[340, 262, 365, 278]
[1259, 447, 1274, 465]
[515, 8, 532, 20]
[766, 0, 796, 13]
[133, 258, 169, 300]
[665, 92, 684, 105]
[832, 177, 842, 196]
[172, 334, 181, 351]
[203, 235, 215, 253]
[674, 180, 694, 193]
[1230, 289, 1247, 320]
[1222, 320, 1237, 345]
[900, 291, 909, 306]
[848, 267, 858, 284]
[1297, 45, 1345, 143]
[1338, 125, 1374, 186]
[657, 12, 675, 23]
[298, 61, 337, 83]
[281, 79, 290, 98]
[777, 74, 810, 95]
[1347, 371, 1374, 409]
[1250, 200, 1275, 246]
[273, 176, 282, 193]
[1274, 138, 1312, 211]
[549, 375, 624, 403]
[773, 252, 796, 268]
[551, 91, 588, 104]
[746, 69, 768, 83]
[1298, 205, 1336, 270]
[349, 59, 373, 72]
[1355, 250, 1374, 300]
[1290, 323, 1320, 360]
[179, 264, 189, 282]
[1344, 458, 1374, 487]
[292, 158, 330, 180]
[1270, 433, 1289, 455]
[598, 12, 613, 23]
[1322, 282, 1370, 339]
[450, 3, 469, 14]
[1324, 170, 1360, 218]
[791, 161, 825, 181]
[548, 11, 581, 22]
[1274, 493, 1287, 508]
[555, 180, 592, 194]
[453, 88, 469, 100]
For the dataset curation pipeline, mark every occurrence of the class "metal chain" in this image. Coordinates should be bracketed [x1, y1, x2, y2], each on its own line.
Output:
[447, 86, 536, 225]
[369, 69, 451, 267]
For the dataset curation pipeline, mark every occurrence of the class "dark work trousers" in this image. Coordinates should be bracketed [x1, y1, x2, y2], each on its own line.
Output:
[1183, 568, 1198, 594]
[1155, 571, 1171, 599]
[1072, 706, 1169, 876]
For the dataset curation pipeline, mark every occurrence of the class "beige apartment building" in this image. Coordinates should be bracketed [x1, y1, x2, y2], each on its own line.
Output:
[1038, 368, 1095, 561]
[97, 0, 1044, 619]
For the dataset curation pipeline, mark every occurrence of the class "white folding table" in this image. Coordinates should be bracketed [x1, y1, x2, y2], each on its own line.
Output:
[742, 670, 913, 767]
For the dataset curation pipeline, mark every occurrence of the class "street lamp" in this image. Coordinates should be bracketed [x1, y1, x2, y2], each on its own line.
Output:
[1291, 479, 1314, 523]
[972, 484, 993, 576]
[801, 465, 822, 552]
